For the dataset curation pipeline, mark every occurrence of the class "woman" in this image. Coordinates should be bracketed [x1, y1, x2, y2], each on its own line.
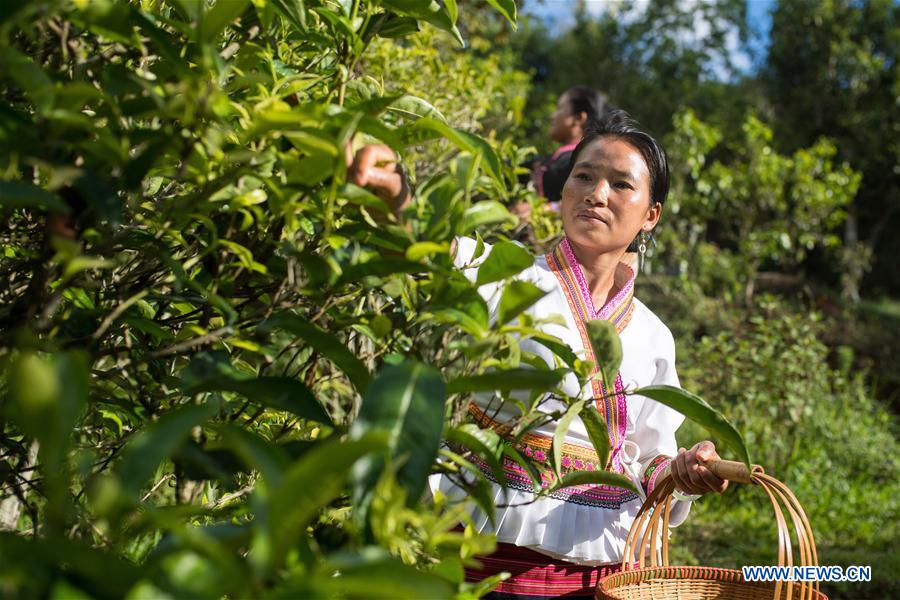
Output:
[533, 86, 608, 209]
[348, 111, 727, 599]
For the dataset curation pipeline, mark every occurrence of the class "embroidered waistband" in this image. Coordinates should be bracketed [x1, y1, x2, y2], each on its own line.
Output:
[468, 403, 610, 473]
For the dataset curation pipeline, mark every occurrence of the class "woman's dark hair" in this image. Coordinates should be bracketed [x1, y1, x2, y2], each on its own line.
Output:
[565, 109, 670, 207]
[564, 86, 608, 121]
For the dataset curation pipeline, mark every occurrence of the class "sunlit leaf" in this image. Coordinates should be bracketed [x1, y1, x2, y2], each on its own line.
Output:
[447, 367, 564, 394]
[552, 400, 584, 479]
[404, 119, 502, 185]
[350, 362, 446, 529]
[446, 423, 507, 487]
[485, 0, 516, 28]
[497, 280, 546, 325]
[388, 95, 447, 122]
[586, 319, 623, 389]
[406, 241, 449, 261]
[580, 405, 611, 470]
[475, 241, 533, 286]
[631, 385, 752, 468]
[382, 0, 462, 45]
[543, 470, 638, 495]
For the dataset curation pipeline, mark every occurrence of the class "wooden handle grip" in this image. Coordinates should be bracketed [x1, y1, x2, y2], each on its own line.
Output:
[703, 459, 764, 484]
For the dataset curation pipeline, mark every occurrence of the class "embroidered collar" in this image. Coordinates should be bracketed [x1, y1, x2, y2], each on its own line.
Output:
[554, 237, 636, 333]
[545, 237, 635, 479]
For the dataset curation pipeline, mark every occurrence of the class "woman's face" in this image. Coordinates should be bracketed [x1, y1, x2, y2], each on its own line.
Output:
[549, 92, 576, 143]
[560, 136, 661, 256]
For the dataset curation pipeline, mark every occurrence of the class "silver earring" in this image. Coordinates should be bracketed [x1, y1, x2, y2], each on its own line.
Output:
[638, 230, 648, 273]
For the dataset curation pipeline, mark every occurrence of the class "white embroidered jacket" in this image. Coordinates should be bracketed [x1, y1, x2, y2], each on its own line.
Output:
[430, 237, 691, 566]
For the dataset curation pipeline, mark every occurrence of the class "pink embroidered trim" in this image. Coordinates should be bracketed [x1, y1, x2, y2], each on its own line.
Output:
[560, 238, 637, 321]
[560, 238, 598, 319]
[644, 455, 672, 496]
[609, 373, 628, 474]
[557, 238, 635, 473]
[597, 266, 636, 321]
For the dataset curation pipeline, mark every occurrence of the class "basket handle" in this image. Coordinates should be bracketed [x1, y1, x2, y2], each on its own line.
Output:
[620, 459, 821, 600]
[703, 458, 765, 484]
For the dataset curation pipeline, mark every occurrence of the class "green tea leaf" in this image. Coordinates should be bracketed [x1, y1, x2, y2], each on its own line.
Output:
[502, 445, 542, 490]
[631, 385, 752, 469]
[388, 95, 447, 122]
[531, 333, 579, 369]
[404, 119, 502, 185]
[214, 425, 290, 486]
[203, 0, 250, 40]
[580, 405, 611, 470]
[543, 470, 639, 495]
[311, 548, 455, 599]
[350, 362, 446, 524]
[269, 434, 387, 566]
[497, 280, 546, 325]
[552, 400, 584, 479]
[446, 423, 507, 487]
[373, 14, 420, 38]
[447, 367, 564, 394]
[269, 0, 307, 31]
[462, 201, 516, 234]
[475, 241, 533, 286]
[437, 448, 497, 524]
[261, 313, 371, 393]
[405, 241, 449, 261]
[382, 0, 462, 45]
[485, 0, 517, 28]
[187, 376, 331, 424]
[586, 319, 623, 389]
[115, 403, 218, 497]
[335, 258, 432, 286]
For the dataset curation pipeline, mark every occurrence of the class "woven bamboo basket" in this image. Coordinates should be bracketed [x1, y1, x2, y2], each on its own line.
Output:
[597, 460, 828, 600]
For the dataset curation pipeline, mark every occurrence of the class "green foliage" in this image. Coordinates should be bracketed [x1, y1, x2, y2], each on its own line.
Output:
[660, 110, 860, 299]
[1, 2, 723, 597]
[2, 0, 893, 598]
[512, 0, 753, 148]
[0, 0, 551, 596]
[765, 0, 899, 294]
[633, 385, 751, 469]
[670, 297, 900, 599]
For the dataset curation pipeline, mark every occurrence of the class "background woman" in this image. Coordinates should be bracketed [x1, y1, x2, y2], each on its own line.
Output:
[533, 86, 609, 209]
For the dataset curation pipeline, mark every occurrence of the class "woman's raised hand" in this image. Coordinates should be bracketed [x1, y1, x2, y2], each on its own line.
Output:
[345, 142, 411, 216]
[670, 440, 729, 496]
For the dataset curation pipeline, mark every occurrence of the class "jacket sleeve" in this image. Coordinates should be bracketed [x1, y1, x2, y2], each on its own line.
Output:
[625, 325, 692, 526]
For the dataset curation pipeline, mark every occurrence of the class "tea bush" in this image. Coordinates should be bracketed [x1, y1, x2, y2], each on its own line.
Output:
[667, 297, 900, 599]
[0, 1, 671, 597]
